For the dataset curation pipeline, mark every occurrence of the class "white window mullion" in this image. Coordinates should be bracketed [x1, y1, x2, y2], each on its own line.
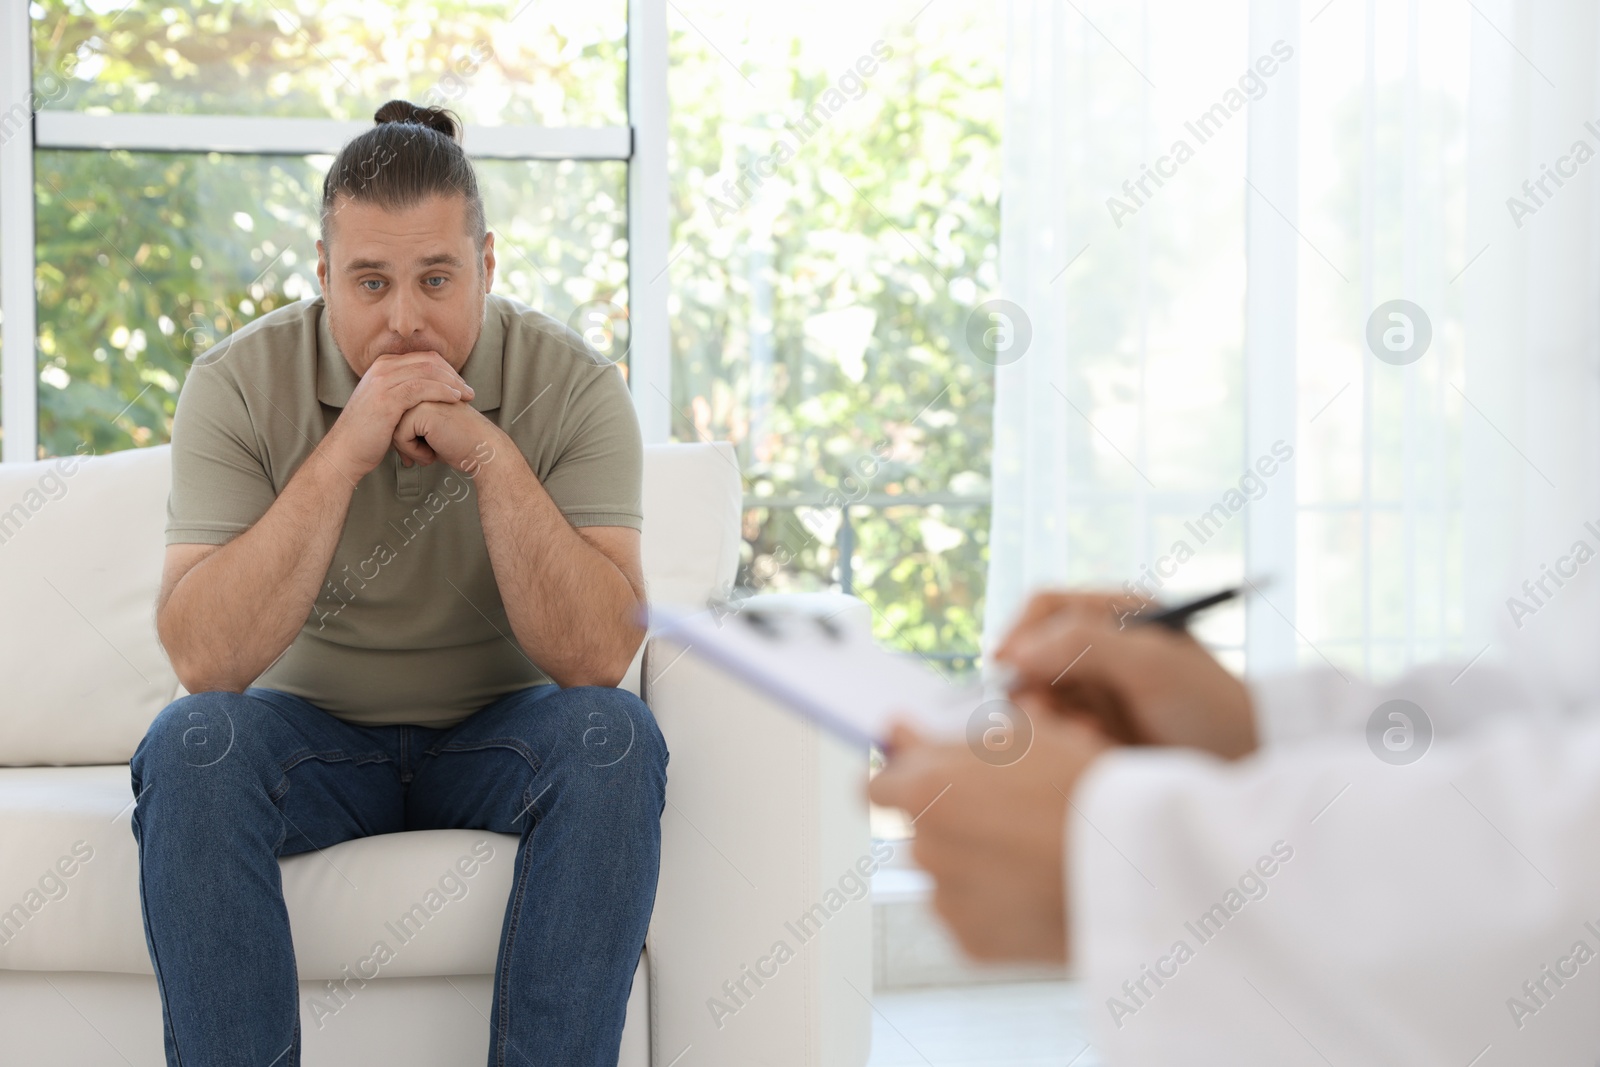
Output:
[1401, 0, 1421, 665]
[1243, 0, 1301, 673]
[1359, 0, 1377, 676]
[1, 0, 37, 463]
[1134, 8, 1152, 582]
[35, 112, 632, 160]
[627, 0, 671, 445]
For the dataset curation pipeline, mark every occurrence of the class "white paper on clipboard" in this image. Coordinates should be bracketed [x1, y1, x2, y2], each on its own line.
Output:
[649, 600, 991, 748]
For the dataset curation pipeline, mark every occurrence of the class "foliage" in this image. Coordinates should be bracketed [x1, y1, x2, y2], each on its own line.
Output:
[666, 5, 1001, 662]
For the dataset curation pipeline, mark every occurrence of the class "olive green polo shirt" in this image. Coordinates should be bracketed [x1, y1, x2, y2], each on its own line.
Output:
[166, 293, 643, 727]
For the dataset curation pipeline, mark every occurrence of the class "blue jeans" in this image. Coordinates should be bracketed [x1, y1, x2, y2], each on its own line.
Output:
[128, 684, 667, 1067]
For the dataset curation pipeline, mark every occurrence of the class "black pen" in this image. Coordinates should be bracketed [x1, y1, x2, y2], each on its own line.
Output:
[1132, 583, 1252, 631]
[982, 579, 1265, 689]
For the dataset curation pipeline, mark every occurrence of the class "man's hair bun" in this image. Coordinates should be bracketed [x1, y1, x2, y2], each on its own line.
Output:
[372, 99, 462, 144]
[322, 98, 483, 248]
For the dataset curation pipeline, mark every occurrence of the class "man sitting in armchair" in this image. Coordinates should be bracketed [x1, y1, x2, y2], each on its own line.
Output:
[130, 98, 665, 1067]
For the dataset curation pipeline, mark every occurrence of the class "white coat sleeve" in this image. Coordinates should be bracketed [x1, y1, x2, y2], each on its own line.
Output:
[1247, 658, 1546, 747]
[1068, 714, 1600, 1067]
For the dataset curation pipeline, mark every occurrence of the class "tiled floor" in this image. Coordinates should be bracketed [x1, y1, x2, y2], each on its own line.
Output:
[866, 981, 1103, 1066]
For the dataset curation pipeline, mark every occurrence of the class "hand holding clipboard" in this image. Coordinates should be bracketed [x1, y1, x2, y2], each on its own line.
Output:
[649, 584, 1257, 749]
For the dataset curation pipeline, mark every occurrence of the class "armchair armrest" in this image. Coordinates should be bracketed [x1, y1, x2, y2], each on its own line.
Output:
[642, 591, 873, 1067]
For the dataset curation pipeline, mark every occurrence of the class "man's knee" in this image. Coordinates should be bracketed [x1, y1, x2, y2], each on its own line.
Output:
[131, 690, 261, 794]
[555, 686, 668, 783]
[582, 687, 666, 763]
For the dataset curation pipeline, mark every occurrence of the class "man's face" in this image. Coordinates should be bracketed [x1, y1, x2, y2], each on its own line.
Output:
[315, 194, 496, 376]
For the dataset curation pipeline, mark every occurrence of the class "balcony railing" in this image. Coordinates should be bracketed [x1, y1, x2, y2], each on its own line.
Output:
[740, 491, 989, 675]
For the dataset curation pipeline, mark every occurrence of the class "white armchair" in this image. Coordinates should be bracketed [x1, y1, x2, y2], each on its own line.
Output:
[0, 442, 871, 1067]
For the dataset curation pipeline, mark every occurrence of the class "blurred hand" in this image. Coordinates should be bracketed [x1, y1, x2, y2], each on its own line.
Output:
[322, 351, 473, 478]
[867, 695, 1113, 964]
[993, 589, 1258, 760]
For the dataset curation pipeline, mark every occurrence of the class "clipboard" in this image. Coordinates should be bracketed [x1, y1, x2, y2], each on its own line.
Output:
[649, 599, 989, 748]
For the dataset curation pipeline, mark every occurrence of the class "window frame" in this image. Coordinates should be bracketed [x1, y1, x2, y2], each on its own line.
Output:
[0, 0, 670, 462]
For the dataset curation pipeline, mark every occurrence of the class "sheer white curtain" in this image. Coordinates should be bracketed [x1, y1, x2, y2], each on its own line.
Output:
[986, 0, 1600, 689]
[1464, 0, 1600, 701]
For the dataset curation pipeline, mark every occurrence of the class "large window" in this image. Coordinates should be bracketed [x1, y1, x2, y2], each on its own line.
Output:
[31, 0, 626, 125]
[3, 0, 660, 461]
[984, 0, 1479, 682]
[33, 149, 627, 455]
[665, 1, 1003, 671]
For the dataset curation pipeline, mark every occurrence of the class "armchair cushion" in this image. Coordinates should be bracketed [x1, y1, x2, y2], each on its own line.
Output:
[0, 764, 517, 979]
